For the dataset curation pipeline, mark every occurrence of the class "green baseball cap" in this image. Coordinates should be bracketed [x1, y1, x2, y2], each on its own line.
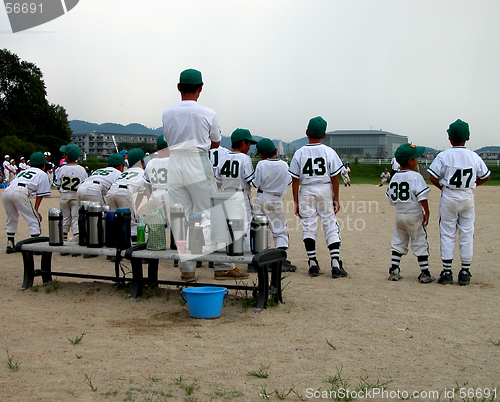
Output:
[127, 148, 145, 168]
[157, 135, 168, 150]
[231, 128, 257, 144]
[307, 116, 327, 138]
[108, 153, 124, 167]
[59, 143, 81, 161]
[179, 69, 203, 85]
[395, 143, 426, 165]
[30, 152, 46, 167]
[447, 119, 470, 143]
[256, 138, 276, 155]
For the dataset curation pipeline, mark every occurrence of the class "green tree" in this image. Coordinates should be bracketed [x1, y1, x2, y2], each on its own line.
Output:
[0, 49, 72, 160]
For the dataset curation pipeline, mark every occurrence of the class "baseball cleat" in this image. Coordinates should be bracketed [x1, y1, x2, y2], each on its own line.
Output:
[331, 260, 348, 278]
[458, 269, 472, 286]
[282, 260, 297, 272]
[389, 267, 402, 281]
[308, 259, 320, 277]
[418, 270, 436, 283]
[437, 270, 453, 285]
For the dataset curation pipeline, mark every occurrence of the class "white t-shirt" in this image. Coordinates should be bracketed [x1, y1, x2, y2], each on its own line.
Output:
[386, 170, 430, 214]
[254, 158, 290, 196]
[391, 157, 400, 172]
[162, 100, 221, 152]
[209, 146, 230, 174]
[289, 143, 343, 185]
[54, 163, 88, 194]
[341, 166, 351, 177]
[427, 146, 490, 198]
[215, 152, 254, 191]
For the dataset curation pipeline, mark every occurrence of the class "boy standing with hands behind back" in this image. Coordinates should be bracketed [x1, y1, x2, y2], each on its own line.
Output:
[289, 116, 347, 278]
[428, 119, 490, 286]
[386, 143, 434, 283]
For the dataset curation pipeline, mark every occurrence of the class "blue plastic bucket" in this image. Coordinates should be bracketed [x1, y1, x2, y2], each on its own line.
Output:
[181, 287, 229, 319]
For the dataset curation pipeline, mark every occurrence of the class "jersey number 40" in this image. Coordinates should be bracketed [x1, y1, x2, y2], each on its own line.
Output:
[220, 160, 240, 178]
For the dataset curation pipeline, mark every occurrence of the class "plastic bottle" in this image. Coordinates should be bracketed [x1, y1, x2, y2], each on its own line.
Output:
[137, 217, 146, 244]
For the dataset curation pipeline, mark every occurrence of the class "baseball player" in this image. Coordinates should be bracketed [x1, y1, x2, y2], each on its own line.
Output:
[340, 162, 351, 186]
[18, 157, 28, 172]
[428, 119, 490, 286]
[9, 160, 18, 181]
[44, 152, 55, 186]
[209, 145, 230, 178]
[144, 135, 170, 217]
[386, 143, 434, 283]
[390, 156, 400, 180]
[379, 168, 391, 186]
[3, 155, 15, 184]
[76, 153, 125, 205]
[215, 128, 257, 257]
[2, 152, 51, 253]
[289, 116, 348, 278]
[107, 148, 146, 242]
[253, 138, 296, 272]
[54, 143, 88, 246]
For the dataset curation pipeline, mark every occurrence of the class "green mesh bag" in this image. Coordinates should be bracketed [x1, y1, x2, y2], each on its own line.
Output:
[143, 209, 167, 251]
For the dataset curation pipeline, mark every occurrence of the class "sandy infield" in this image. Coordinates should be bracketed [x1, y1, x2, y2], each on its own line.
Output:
[0, 184, 499, 401]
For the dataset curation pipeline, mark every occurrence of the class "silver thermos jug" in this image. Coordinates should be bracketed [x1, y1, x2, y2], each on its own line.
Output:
[78, 200, 90, 246]
[250, 214, 269, 254]
[87, 202, 103, 248]
[48, 208, 63, 246]
[170, 203, 187, 246]
[226, 218, 245, 256]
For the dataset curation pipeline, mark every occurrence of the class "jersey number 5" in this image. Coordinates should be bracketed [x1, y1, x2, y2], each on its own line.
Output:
[302, 157, 326, 176]
[389, 181, 410, 201]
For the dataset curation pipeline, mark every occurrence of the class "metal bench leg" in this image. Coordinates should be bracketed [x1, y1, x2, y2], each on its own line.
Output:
[147, 259, 159, 287]
[255, 262, 269, 310]
[21, 251, 35, 290]
[40, 252, 53, 283]
[130, 258, 143, 298]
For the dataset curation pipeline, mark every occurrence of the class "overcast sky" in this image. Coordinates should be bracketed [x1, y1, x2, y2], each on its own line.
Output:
[1, 0, 499, 150]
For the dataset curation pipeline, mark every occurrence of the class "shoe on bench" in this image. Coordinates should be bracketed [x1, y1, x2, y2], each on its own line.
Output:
[214, 267, 249, 280]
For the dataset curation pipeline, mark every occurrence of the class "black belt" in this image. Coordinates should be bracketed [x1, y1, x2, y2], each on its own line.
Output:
[93, 181, 101, 185]
[17, 183, 26, 187]
[119, 185, 128, 189]
[257, 189, 282, 197]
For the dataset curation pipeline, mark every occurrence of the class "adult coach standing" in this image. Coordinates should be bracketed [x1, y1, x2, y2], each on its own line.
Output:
[162, 68, 233, 282]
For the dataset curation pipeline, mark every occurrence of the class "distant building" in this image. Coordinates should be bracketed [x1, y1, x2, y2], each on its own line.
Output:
[71, 132, 157, 157]
[478, 151, 500, 160]
[322, 130, 407, 159]
[277, 140, 284, 157]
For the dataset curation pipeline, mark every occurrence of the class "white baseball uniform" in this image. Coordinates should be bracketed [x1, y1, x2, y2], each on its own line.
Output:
[209, 146, 230, 176]
[215, 151, 255, 251]
[341, 165, 351, 185]
[2, 167, 51, 236]
[54, 163, 88, 237]
[144, 151, 170, 221]
[107, 167, 145, 236]
[76, 166, 122, 205]
[18, 161, 28, 171]
[289, 143, 343, 244]
[253, 158, 291, 249]
[386, 170, 430, 256]
[380, 170, 391, 184]
[3, 160, 15, 183]
[427, 146, 490, 263]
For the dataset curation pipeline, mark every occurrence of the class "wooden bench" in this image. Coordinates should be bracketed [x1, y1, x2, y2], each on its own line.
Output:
[16, 237, 286, 310]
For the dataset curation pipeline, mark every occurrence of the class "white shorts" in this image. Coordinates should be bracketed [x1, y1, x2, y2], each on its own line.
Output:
[2, 185, 41, 236]
[254, 193, 288, 249]
[439, 191, 475, 263]
[391, 211, 429, 257]
[298, 183, 340, 245]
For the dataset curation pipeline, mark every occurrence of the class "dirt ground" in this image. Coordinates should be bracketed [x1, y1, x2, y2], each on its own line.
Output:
[0, 184, 499, 401]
